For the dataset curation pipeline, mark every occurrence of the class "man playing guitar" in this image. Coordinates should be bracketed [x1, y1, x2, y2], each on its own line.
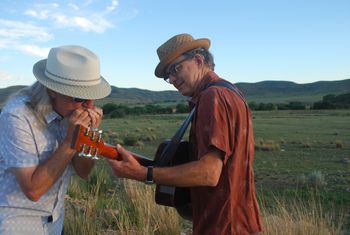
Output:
[107, 33, 262, 235]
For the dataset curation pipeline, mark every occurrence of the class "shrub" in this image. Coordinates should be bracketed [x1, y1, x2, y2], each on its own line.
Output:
[255, 138, 281, 151]
[176, 103, 189, 113]
[307, 170, 327, 189]
[335, 140, 343, 148]
[110, 108, 127, 118]
[123, 135, 139, 146]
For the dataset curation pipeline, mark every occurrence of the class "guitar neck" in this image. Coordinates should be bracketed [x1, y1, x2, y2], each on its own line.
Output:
[100, 143, 154, 166]
[99, 143, 120, 160]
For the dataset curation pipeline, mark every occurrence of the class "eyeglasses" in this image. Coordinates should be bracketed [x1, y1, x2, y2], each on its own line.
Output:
[73, 97, 90, 103]
[163, 57, 191, 83]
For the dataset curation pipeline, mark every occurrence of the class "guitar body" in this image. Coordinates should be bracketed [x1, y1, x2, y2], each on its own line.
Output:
[154, 140, 193, 221]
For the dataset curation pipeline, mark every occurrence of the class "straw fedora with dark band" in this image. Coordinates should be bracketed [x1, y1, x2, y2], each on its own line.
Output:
[155, 33, 210, 78]
[33, 45, 111, 100]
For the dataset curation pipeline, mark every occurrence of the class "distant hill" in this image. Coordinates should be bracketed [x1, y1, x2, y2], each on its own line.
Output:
[103, 86, 185, 105]
[0, 79, 349, 107]
[236, 79, 350, 104]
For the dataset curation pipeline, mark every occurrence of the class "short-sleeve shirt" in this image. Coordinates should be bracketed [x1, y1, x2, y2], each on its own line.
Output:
[189, 71, 262, 235]
[0, 95, 72, 235]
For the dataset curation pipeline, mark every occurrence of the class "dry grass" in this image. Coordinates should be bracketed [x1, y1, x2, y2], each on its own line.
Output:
[260, 195, 344, 235]
[64, 167, 183, 235]
[65, 168, 346, 234]
[255, 138, 281, 151]
[123, 179, 182, 235]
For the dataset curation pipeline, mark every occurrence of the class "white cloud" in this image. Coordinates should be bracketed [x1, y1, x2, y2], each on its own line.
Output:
[107, 0, 119, 12]
[52, 13, 112, 33]
[24, 1, 118, 33]
[0, 19, 52, 57]
[25, 9, 50, 19]
[14, 44, 50, 57]
[0, 19, 52, 42]
[68, 3, 80, 11]
[0, 1, 123, 58]
[24, 3, 59, 19]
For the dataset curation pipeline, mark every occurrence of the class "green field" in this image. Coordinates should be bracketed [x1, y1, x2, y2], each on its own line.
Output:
[66, 109, 350, 234]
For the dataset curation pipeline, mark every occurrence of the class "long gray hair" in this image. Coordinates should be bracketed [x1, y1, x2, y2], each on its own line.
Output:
[13, 82, 53, 126]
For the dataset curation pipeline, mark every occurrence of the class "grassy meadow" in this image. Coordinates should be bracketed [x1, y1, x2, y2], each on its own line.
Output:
[64, 109, 350, 235]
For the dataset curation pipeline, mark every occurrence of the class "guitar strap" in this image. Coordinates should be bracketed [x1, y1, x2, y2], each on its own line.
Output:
[208, 80, 248, 107]
[156, 80, 248, 167]
[155, 107, 196, 167]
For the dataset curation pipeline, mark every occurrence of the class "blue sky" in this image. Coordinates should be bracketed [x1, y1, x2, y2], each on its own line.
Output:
[0, 0, 349, 91]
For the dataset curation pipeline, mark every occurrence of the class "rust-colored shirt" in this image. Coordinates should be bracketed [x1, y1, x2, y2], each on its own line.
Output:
[189, 71, 262, 235]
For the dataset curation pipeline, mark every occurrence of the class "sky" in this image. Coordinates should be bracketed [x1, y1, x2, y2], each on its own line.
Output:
[0, 0, 349, 91]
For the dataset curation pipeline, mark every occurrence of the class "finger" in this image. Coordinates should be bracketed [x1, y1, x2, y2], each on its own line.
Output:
[93, 107, 103, 117]
[69, 109, 85, 121]
[87, 107, 102, 117]
[87, 109, 102, 128]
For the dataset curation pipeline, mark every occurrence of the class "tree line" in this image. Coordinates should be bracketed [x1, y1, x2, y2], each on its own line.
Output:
[102, 102, 189, 118]
[3, 93, 347, 116]
[100, 92, 349, 118]
[249, 92, 349, 111]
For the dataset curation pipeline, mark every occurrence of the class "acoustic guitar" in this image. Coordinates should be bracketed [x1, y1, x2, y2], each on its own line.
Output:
[154, 140, 193, 221]
[71, 124, 193, 220]
[71, 124, 154, 166]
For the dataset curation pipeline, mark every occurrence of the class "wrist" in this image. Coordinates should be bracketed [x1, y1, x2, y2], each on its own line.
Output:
[62, 139, 76, 154]
[145, 166, 154, 184]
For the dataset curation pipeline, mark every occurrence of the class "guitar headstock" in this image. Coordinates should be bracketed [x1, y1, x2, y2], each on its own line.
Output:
[71, 125, 105, 160]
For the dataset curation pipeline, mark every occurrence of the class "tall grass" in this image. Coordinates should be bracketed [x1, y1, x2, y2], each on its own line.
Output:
[64, 164, 183, 235]
[64, 164, 346, 234]
[123, 180, 182, 235]
[259, 194, 344, 235]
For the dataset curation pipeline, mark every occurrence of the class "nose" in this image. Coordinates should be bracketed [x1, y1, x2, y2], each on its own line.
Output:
[169, 74, 177, 84]
[82, 100, 94, 109]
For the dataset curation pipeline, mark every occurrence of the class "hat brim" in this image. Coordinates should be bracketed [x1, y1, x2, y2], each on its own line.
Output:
[154, 38, 210, 78]
[33, 59, 111, 100]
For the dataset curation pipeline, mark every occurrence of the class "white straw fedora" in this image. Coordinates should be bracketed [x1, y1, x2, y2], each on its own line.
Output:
[155, 33, 210, 78]
[33, 45, 111, 100]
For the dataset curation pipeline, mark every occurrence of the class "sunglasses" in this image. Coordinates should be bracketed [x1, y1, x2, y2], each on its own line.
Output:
[73, 97, 90, 103]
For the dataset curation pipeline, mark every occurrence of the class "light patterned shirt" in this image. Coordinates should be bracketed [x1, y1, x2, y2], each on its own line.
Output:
[0, 95, 72, 235]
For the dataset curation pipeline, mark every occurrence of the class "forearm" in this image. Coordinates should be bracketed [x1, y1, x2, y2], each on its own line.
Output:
[153, 155, 222, 187]
[14, 141, 76, 201]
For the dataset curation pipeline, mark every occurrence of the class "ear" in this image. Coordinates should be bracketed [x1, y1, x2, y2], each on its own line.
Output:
[194, 54, 204, 66]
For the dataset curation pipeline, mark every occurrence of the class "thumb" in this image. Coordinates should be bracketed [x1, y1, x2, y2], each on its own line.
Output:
[116, 144, 130, 160]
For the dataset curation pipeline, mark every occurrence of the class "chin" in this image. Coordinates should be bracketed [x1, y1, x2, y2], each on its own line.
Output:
[179, 90, 188, 97]
[180, 89, 193, 97]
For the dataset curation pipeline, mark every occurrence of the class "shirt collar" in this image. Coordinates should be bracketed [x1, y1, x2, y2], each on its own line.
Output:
[189, 71, 221, 106]
[44, 110, 63, 124]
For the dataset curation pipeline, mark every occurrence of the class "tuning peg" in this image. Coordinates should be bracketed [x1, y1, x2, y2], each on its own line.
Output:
[78, 144, 87, 157]
[92, 151, 99, 160]
[97, 130, 103, 143]
[91, 131, 96, 140]
[85, 146, 92, 158]
[78, 152, 86, 157]
[84, 127, 90, 136]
